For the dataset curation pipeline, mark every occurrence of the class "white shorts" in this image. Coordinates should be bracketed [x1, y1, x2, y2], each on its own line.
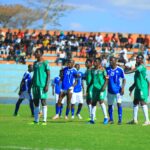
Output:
[55, 94, 65, 104]
[61, 86, 74, 94]
[107, 92, 122, 105]
[19, 91, 32, 101]
[71, 91, 83, 104]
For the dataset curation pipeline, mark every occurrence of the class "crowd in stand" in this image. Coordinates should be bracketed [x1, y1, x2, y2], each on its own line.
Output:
[0, 29, 150, 66]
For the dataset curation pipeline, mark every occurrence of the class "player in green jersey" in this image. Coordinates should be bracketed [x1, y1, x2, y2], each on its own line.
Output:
[89, 58, 108, 124]
[31, 48, 50, 125]
[126, 54, 150, 126]
[85, 59, 93, 119]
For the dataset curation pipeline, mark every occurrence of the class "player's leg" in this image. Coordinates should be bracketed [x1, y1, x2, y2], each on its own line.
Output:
[140, 89, 150, 125]
[141, 101, 150, 125]
[41, 99, 47, 125]
[14, 98, 24, 116]
[55, 94, 59, 115]
[71, 92, 76, 119]
[28, 93, 34, 117]
[32, 86, 41, 124]
[65, 89, 73, 119]
[76, 91, 83, 119]
[86, 86, 93, 120]
[76, 103, 83, 119]
[90, 100, 97, 124]
[107, 92, 114, 124]
[127, 99, 139, 124]
[53, 91, 65, 119]
[71, 104, 75, 119]
[99, 90, 108, 124]
[127, 88, 140, 124]
[59, 96, 65, 117]
[33, 98, 40, 124]
[116, 93, 122, 125]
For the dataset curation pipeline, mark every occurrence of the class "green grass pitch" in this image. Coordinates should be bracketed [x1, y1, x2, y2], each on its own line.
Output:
[0, 104, 150, 150]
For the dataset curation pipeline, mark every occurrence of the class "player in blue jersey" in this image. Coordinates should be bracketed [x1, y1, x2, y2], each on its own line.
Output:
[106, 56, 126, 125]
[14, 65, 34, 116]
[52, 69, 65, 117]
[53, 59, 78, 120]
[71, 64, 84, 119]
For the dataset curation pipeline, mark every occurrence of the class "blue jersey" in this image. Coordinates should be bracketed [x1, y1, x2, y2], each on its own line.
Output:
[52, 77, 61, 94]
[21, 71, 32, 92]
[62, 67, 77, 90]
[106, 66, 125, 94]
[74, 71, 83, 93]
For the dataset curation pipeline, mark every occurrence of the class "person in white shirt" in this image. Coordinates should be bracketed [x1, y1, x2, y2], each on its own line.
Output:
[55, 50, 66, 66]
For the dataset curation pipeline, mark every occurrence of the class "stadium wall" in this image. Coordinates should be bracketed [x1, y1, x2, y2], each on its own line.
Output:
[0, 64, 150, 103]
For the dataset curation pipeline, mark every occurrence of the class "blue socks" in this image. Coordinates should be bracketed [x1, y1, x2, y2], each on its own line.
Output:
[66, 108, 70, 116]
[108, 105, 113, 121]
[118, 105, 122, 122]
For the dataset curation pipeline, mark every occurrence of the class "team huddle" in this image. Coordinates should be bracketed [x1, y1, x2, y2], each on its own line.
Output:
[14, 48, 150, 126]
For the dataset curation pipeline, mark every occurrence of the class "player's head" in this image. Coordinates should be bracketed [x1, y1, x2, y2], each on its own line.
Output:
[34, 48, 44, 59]
[109, 56, 117, 67]
[28, 64, 33, 72]
[85, 58, 93, 68]
[67, 59, 74, 68]
[74, 64, 80, 71]
[136, 54, 144, 65]
[94, 58, 102, 68]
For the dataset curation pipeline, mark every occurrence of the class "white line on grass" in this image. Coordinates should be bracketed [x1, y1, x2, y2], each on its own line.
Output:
[0, 146, 83, 150]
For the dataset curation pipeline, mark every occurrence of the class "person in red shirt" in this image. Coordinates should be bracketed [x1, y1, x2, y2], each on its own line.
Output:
[103, 34, 110, 47]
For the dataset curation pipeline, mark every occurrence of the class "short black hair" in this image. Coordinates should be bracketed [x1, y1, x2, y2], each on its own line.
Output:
[35, 48, 44, 55]
[67, 59, 74, 63]
[86, 58, 93, 63]
[109, 56, 117, 60]
[137, 54, 144, 59]
[95, 57, 102, 63]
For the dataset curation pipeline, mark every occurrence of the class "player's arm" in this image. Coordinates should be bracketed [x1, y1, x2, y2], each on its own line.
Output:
[146, 78, 150, 96]
[18, 73, 27, 95]
[73, 79, 78, 87]
[82, 80, 85, 95]
[52, 79, 55, 96]
[44, 70, 50, 93]
[101, 70, 108, 92]
[120, 69, 126, 95]
[129, 82, 135, 96]
[121, 78, 126, 95]
[18, 79, 24, 95]
[86, 73, 93, 94]
[125, 68, 136, 74]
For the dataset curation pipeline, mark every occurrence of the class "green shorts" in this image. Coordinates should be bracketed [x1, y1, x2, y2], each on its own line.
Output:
[32, 86, 48, 100]
[86, 85, 93, 101]
[134, 88, 148, 102]
[92, 87, 106, 101]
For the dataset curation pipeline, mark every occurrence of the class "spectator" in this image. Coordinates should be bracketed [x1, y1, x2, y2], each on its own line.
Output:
[5, 29, 13, 44]
[133, 34, 144, 48]
[103, 33, 110, 47]
[55, 49, 66, 66]
[143, 34, 149, 48]
[110, 33, 118, 48]
[118, 46, 128, 64]
[126, 34, 133, 49]
[95, 32, 103, 47]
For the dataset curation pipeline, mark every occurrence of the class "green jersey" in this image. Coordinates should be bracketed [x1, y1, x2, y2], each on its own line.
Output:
[33, 60, 50, 88]
[92, 68, 106, 90]
[85, 68, 93, 86]
[134, 64, 148, 90]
